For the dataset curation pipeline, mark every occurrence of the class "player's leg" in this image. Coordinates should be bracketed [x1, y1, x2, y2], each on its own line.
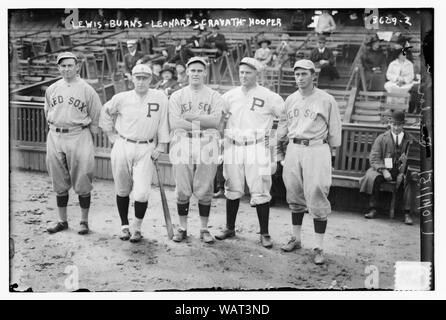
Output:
[172, 162, 193, 242]
[193, 161, 218, 243]
[245, 143, 273, 248]
[129, 143, 155, 242]
[67, 130, 95, 234]
[110, 139, 134, 240]
[364, 175, 385, 219]
[302, 144, 332, 264]
[46, 131, 71, 233]
[216, 144, 244, 240]
[281, 143, 306, 251]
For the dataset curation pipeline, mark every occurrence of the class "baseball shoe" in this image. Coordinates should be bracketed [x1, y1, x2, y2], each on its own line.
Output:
[260, 234, 273, 248]
[404, 214, 413, 225]
[215, 228, 235, 240]
[78, 221, 89, 235]
[313, 248, 325, 265]
[47, 221, 68, 234]
[200, 229, 215, 244]
[119, 228, 131, 241]
[364, 209, 377, 219]
[213, 189, 225, 198]
[172, 228, 187, 242]
[129, 230, 143, 243]
[281, 237, 301, 252]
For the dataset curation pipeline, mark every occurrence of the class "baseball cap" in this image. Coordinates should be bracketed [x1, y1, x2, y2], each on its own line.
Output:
[293, 59, 316, 72]
[127, 39, 137, 46]
[186, 56, 207, 68]
[132, 64, 152, 76]
[239, 57, 261, 71]
[56, 52, 78, 64]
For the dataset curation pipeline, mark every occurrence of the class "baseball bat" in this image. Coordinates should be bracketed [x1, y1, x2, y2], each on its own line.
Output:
[154, 160, 174, 239]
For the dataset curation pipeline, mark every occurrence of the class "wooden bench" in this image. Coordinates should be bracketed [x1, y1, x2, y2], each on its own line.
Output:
[332, 123, 420, 217]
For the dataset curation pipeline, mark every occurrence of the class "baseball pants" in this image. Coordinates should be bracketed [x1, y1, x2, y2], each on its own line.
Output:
[282, 143, 332, 219]
[110, 137, 155, 202]
[46, 128, 94, 196]
[170, 133, 219, 205]
[223, 141, 272, 206]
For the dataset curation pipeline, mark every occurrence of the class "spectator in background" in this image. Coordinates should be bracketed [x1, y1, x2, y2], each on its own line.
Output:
[188, 24, 209, 48]
[154, 66, 180, 97]
[254, 38, 273, 67]
[315, 9, 336, 35]
[168, 39, 195, 66]
[207, 26, 228, 57]
[290, 9, 308, 31]
[384, 50, 415, 97]
[176, 63, 189, 88]
[124, 39, 144, 80]
[310, 35, 339, 80]
[361, 36, 387, 91]
[272, 34, 297, 68]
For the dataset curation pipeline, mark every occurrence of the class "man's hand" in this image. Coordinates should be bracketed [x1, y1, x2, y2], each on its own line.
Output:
[107, 132, 118, 145]
[319, 59, 328, 65]
[382, 169, 392, 181]
[151, 148, 162, 161]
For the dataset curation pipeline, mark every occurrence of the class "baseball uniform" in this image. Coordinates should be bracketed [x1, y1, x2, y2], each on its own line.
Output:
[44, 76, 102, 197]
[169, 85, 223, 206]
[99, 89, 169, 202]
[222, 85, 285, 206]
[279, 87, 342, 219]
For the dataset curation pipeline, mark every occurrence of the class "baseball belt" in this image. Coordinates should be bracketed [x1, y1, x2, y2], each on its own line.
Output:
[228, 136, 265, 146]
[49, 124, 89, 133]
[119, 134, 153, 144]
[292, 138, 327, 146]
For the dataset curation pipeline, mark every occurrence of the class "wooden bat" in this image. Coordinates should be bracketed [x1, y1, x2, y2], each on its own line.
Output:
[154, 160, 174, 239]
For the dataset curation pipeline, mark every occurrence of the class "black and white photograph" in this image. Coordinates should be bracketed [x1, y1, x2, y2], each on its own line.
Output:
[5, 2, 438, 297]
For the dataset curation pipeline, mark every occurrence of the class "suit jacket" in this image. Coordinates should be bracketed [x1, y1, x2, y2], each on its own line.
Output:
[361, 49, 387, 72]
[310, 47, 334, 65]
[208, 33, 228, 52]
[124, 51, 144, 74]
[359, 130, 414, 194]
[154, 79, 180, 96]
[168, 46, 195, 65]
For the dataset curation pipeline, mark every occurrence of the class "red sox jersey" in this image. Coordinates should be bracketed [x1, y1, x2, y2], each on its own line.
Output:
[99, 89, 170, 143]
[169, 85, 224, 133]
[222, 84, 285, 140]
[44, 77, 102, 133]
[280, 87, 342, 147]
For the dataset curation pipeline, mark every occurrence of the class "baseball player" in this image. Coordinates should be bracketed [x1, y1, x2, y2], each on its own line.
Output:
[45, 52, 102, 235]
[168, 56, 223, 243]
[215, 57, 285, 248]
[277, 59, 342, 264]
[99, 64, 169, 242]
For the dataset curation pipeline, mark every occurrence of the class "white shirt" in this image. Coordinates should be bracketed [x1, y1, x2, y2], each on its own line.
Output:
[391, 131, 404, 146]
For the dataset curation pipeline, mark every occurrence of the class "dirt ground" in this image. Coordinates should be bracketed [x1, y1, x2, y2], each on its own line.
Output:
[9, 169, 420, 292]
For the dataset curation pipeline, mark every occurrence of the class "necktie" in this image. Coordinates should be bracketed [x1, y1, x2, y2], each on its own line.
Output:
[396, 135, 399, 147]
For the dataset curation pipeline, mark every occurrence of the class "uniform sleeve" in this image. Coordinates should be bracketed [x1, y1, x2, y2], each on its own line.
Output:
[369, 135, 386, 170]
[327, 96, 342, 147]
[99, 94, 119, 133]
[270, 92, 286, 119]
[157, 94, 170, 143]
[276, 100, 289, 162]
[44, 88, 51, 119]
[402, 61, 414, 84]
[168, 91, 192, 131]
[87, 87, 103, 134]
[221, 91, 231, 114]
[195, 91, 223, 129]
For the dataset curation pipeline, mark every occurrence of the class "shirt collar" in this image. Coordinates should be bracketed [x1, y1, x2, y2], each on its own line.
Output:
[391, 131, 404, 144]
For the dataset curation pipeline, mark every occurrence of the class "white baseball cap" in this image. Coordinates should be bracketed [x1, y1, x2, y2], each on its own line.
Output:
[127, 39, 137, 46]
[239, 57, 261, 71]
[132, 64, 152, 76]
[186, 56, 207, 68]
[56, 52, 78, 64]
[293, 59, 316, 71]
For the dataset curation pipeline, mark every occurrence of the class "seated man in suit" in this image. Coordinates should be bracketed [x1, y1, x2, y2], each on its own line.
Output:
[309, 35, 339, 80]
[124, 40, 144, 80]
[359, 111, 415, 225]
